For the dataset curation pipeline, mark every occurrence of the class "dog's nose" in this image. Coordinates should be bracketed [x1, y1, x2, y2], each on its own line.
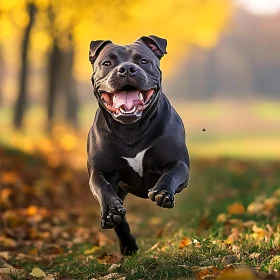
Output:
[117, 64, 138, 76]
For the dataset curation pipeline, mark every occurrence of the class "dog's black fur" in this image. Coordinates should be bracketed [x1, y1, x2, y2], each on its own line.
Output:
[87, 35, 190, 255]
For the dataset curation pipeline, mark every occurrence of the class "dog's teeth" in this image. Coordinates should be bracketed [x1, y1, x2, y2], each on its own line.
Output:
[139, 92, 144, 101]
[120, 108, 126, 113]
[113, 95, 117, 105]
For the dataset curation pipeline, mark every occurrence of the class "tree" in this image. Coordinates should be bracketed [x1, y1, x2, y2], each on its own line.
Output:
[13, 2, 37, 129]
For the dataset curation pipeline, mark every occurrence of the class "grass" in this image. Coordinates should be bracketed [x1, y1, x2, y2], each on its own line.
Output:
[1, 147, 280, 279]
[1, 100, 280, 279]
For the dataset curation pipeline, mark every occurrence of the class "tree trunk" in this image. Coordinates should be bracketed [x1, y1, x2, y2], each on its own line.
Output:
[47, 34, 79, 131]
[47, 40, 61, 130]
[65, 35, 78, 129]
[13, 3, 36, 129]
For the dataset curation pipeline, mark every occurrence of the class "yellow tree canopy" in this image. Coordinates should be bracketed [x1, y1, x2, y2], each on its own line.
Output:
[1, 0, 233, 82]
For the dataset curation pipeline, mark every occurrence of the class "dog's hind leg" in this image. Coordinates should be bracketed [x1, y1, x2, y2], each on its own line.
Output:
[114, 187, 138, 255]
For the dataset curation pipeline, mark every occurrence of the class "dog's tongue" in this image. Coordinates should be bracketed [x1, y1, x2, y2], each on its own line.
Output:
[113, 90, 144, 111]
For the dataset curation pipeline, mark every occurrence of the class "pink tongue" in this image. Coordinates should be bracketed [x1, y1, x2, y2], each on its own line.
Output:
[113, 90, 144, 111]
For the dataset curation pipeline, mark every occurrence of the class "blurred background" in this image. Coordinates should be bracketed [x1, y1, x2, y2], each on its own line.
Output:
[0, 0, 279, 162]
[1, 0, 280, 270]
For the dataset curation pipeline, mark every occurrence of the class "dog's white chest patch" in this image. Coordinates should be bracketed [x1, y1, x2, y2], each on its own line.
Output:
[122, 147, 150, 177]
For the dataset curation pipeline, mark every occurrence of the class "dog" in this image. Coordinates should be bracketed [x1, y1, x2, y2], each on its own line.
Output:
[87, 35, 190, 255]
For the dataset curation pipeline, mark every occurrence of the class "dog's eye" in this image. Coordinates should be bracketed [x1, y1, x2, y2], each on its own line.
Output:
[141, 59, 149, 64]
[102, 61, 111, 66]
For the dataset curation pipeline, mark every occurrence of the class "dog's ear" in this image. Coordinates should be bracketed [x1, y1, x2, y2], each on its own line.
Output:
[89, 40, 112, 64]
[137, 35, 167, 60]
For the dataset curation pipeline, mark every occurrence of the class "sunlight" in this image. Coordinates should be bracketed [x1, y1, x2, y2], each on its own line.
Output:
[237, 0, 280, 15]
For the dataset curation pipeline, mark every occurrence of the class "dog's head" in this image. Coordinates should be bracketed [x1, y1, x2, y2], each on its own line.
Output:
[89, 35, 167, 124]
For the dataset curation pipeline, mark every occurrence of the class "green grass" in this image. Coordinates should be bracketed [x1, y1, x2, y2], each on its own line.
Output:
[1, 149, 279, 280]
[1, 101, 280, 279]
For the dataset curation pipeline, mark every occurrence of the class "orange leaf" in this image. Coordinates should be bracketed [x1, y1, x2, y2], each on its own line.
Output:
[195, 266, 219, 280]
[1, 171, 19, 184]
[227, 202, 245, 215]
[27, 205, 39, 216]
[178, 237, 192, 249]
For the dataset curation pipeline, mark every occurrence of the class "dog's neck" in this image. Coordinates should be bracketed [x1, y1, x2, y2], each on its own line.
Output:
[99, 92, 166, 147]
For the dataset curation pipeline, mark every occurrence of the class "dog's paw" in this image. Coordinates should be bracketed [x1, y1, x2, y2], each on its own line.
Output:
[120, 237, 139, 256]
[100, 200, 126, 229]
[148, 189, 175, 208]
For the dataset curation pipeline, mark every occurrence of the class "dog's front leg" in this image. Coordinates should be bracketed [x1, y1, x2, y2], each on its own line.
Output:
[89, 170, 126, 229]
[148, 161, 189, 208]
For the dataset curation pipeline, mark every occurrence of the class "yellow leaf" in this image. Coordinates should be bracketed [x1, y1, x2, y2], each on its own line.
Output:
[273, 188, 280, 197]
[270, 255, 280, 266]
[0, 236, 17, 248]
[263, 197, 279, 212]
[84, 246, 99, 255]
[30, 267, 46, 278]
[247, 202, 263, 214]
[219, 265, 255, 280]
[227, 202, 245, 215]
[216, 213, 227, 223]
[252, 225, 271, 237]
[178, 237, 192, 249]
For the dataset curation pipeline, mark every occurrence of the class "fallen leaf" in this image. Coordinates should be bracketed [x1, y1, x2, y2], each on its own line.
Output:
[0, 251, 10, 260]
[263, 197, 279, 212]
[30, 267, 46, 278]
[178, 237, 192, 249]
[97, 254, 122, 264]
[0, 236, 17, 248]
[249, 252, 261, 259]
[96, 273, 125, 280]
[270, 255, 280, 267]
[227, 229, 241, 243]
[247, 202, 263, 214]
[84, 246, 99, 255]
[273, 188, 280, 197]
[242, 220, 256, 228]
[252, 225, 271, 238]
[266, 224, 274, 234]
[195, 266, 219, 280]
[228, 202, 245, 215]
[27, 205, 39, 216]
[1, 171, 19, 184]
[108, 264, 121, 273]
[219, 265, 254, 279]
[43, 275, 55, 280]
[149, 241, 160, 251]
[0, 267, 24, 276]
[216, 213, 228, 223]
[0, 274, 13, 280]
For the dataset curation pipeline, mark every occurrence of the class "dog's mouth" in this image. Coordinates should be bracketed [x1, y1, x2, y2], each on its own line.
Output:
[100, 85, 156, 118]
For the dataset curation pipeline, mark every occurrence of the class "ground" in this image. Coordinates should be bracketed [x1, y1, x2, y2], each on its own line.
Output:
[1, 147, 280, 280]
[0, 101, 280, 279]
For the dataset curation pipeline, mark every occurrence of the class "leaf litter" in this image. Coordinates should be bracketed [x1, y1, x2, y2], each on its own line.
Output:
[1, 147, 280, 279]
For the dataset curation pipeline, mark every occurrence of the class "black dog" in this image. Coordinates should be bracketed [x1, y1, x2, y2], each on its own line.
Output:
[87, 35, 190, 255]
